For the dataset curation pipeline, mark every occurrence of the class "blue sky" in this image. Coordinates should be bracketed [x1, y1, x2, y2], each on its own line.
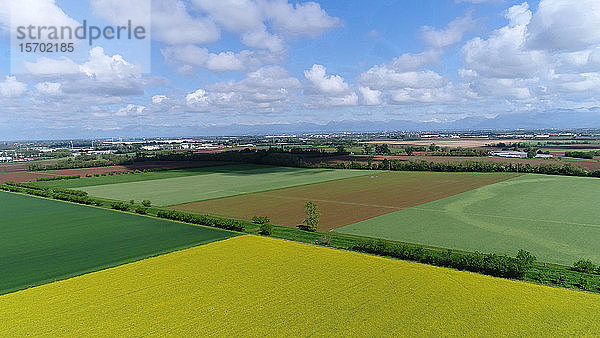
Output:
[1, 0, 599, 139]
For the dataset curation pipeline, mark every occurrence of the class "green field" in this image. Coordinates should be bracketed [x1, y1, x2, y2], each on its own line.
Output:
[76, 165, 374, 206]
[0, 191, 237, 295]
[335, 174, 600, 265]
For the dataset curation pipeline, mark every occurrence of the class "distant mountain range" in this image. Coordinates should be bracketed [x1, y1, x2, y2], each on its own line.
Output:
[5, 109, 600, 140]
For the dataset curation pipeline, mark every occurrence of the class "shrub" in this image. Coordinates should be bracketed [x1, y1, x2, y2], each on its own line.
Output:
[94, 173, 100, 177]
[351, 239, 534, 279]
[317, 236, 331, 246]
[86, 174, 92, 178]
[554, 274, 567, 286]
[156, 209, 245, 232]
[572, 259, 597, 274]
[252, 216, 271, 224]
[576, 277, 589, 290]
[130, 199, 135, 205]
[135, 206, 148, 215]
[142, 200, 152, 207]
[259, 223, 273, 236]
[36, 175, 80, 182]
[111, 202, 130, 211]
[532, 271, 544, 282]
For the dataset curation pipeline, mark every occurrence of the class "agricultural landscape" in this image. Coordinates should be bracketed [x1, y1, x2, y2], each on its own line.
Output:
[5, 0, 600, 333]
[2, 130, 600, 335]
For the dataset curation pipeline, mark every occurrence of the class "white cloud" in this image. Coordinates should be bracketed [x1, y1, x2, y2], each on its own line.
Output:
[151, 0, 220, 45]
[260, 0, 342, 37]
[2, 0, 79, 40]
[462, 3, 547, 79]
[23, 47, 141, 80]
[162, 45, 261, 72]
[359, 86, 382, 106]
[23, 57, 81, 75]
[304, 64, 350, 94]
[35, 82, 62, 95]
[152, 95, 168, 104]
[116, 104, 146, 117]
[421, 14, 475, 49]
[90, 0, 150, 27]
[303, 64, 358, 107]
[0, 76, 27, 97]
[359, 67, 446, 90]
[80, 47, 142, 80]
[186, 66, 301, 112]
[528, 0, 600, 51]
[190, 0, 340, 54]
[186, 89, 209, 107]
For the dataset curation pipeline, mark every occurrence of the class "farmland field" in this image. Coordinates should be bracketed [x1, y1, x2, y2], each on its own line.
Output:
[33, 164, 250, 189]
[0, 191, 236, 295]
[75, 165, 375, 206]
[172, 171, 519, 231]
[336, 174, 600, 265]
[1, 235, 599, 336]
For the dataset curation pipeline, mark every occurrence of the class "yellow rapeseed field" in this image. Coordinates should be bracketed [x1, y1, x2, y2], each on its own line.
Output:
[1, 235, 600, 336]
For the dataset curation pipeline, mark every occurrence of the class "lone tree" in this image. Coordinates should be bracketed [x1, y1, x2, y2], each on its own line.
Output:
[299, 201, 320, 232]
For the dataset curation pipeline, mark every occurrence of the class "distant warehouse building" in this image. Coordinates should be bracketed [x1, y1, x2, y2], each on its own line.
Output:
[490, 151, 554, 159]
[490, 151, 527, 158]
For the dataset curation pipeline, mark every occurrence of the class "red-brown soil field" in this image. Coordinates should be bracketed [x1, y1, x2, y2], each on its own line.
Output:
[171, 171, 519, 231]
[0, 161, 226, 184]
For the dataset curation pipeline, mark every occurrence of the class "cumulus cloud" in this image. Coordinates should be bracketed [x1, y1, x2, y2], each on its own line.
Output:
[190, 0, 340, 54]
[186, 66, 301, 112]
[304, 64, 350, 94]
[35, 82, 62, 96]
[151, 0, 220, 45]
[462, 3, 547, 79]
[0, 77, 27, 97]
[116, 104, 146, 117]
[1, 0, 79, 39]
[421, 14, 475, 49]
[303, 64, 358, 107]
[162, 45, 261, 72]
[359, 86, 382, 106]
[260, 0, 342, 37]
[152, 95, 168, 104]
[527, 0, 600, 51]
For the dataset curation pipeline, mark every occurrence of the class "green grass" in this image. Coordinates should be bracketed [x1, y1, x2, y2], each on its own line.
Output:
[335, 174, 600, 266]
[77, 165, 375, 206]
[0, 191, 237, 295]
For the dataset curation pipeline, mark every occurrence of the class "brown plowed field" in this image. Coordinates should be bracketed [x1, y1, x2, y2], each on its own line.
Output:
[171, 171, 519, 231]
[0, 161, 227, 184]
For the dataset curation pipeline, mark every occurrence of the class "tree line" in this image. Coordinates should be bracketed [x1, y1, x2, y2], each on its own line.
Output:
[353, 239, 536, 279]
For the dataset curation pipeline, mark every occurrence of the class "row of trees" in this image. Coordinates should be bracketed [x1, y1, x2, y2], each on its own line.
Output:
[314, 158, 598, 178]
[156, 209, 245, 232]
[565, 151, 599, 159]
[572, 259, 600, 275]
[1, 182, 102, 206]
[353, 239, 536, 279]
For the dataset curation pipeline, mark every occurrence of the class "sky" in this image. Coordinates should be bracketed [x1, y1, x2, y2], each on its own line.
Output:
[1, 0, 600, 139]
